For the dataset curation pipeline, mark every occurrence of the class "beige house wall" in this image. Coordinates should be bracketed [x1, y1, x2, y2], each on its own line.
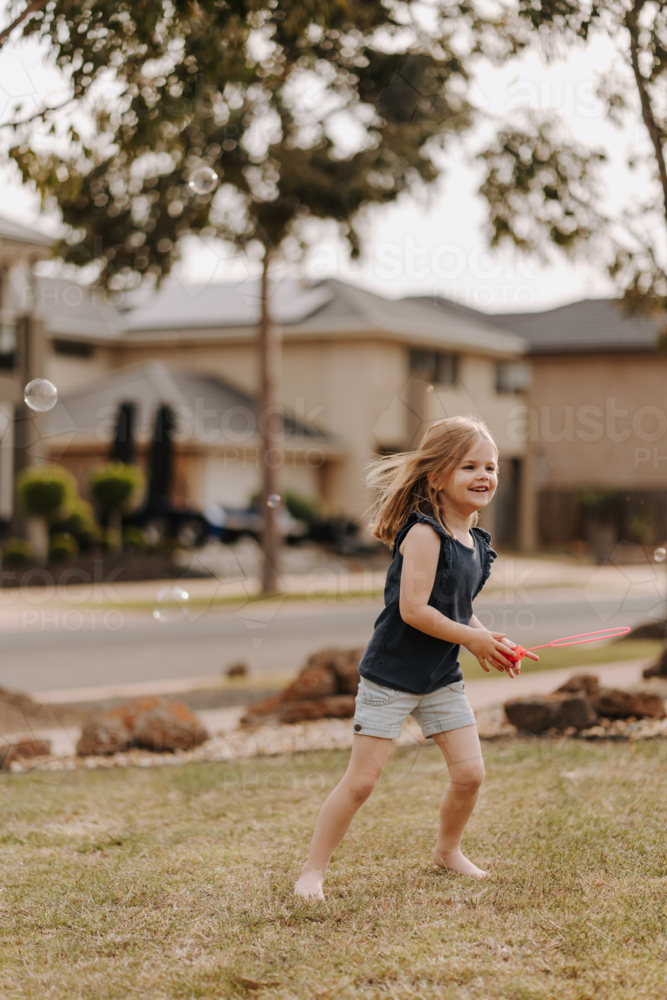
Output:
[108, 336, 527, 521]
[113, 341, 258, 395]
[34, 326, 532, 538]
[46, 345, 118, 394]
[528, 353, 667, 490]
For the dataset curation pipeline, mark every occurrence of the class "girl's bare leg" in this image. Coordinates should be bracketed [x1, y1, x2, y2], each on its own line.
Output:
[294, 734, 392, 900]
[431, 724, 487, 879]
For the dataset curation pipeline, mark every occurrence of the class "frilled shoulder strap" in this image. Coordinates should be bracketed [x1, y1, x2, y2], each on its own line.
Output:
[392, 510, 451, 558]
[471, 525, 498, 596]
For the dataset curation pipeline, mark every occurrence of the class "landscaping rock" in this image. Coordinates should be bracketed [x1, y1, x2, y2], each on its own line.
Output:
[277, 695, 357, 723]
[77, 696, 209, 756]
[76, 717, 132, 756]
[555, 673, 600, 700]
[0, 738, 51, 769]
[282, 664, 337, 701]
[504, 693, 597, 734]
[327, 648, 364, 695]
[596, 688, 666, 720]
[241, 646, 362, 726]
[133, 700, 209, 751]
[643, 646, 667, 679]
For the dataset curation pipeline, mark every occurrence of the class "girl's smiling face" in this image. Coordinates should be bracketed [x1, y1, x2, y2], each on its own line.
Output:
[433, 437, 498, 515]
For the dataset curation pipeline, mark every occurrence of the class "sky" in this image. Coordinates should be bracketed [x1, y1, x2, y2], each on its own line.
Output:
[0, 15, 653, 313]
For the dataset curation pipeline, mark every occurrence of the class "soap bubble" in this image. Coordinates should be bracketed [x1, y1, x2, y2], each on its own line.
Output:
[426, 384, 434, 393]
[188, 166, 218, 195]
[24, 378, 58, 412]
[267, 494, 281, 508]
[153, 585, 190, 623]
[654, 547, 667, 563]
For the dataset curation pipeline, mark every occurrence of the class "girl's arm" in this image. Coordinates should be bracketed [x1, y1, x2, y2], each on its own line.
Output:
[468, 613, 539, 674]
[399, 524, 516, 674]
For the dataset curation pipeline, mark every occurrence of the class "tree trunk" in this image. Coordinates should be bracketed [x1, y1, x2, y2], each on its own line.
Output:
[626, 7, 667, 229]
[258, 249, 282, 595]
[108, 509, 122, 554]
[11, 311, 47, 539]
[26, 517, 48, 565]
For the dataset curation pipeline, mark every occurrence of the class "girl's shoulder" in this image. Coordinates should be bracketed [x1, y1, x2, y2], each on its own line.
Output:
[470, 525, 495, 549]
[392, 510, 450, 556]
[470, 526, 498, 579]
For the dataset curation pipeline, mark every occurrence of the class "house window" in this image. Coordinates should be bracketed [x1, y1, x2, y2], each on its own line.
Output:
[409, 349, 458, 387]
[0, 323, 16, 370]
[496, 360, 531, 394]
[53, 339, 96, 359]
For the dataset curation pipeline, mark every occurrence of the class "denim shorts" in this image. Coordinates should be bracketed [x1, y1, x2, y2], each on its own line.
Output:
[353, 676, 476, 740]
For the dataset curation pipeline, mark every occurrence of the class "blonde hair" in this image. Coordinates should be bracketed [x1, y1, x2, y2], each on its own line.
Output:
[367, 415, 498, 546]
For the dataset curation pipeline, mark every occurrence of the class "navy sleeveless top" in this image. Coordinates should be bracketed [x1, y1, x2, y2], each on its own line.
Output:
[358, 511, 497, 694]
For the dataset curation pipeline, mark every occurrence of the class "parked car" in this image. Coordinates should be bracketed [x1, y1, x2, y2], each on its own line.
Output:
[202, 503, 309, 544]
[128, 497, 211, 548]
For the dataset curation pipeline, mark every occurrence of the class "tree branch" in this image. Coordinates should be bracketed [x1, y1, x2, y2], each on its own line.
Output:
[626, 1, 667, 230]
[1, 95, 75, 130]
[0, 0, 50, 48]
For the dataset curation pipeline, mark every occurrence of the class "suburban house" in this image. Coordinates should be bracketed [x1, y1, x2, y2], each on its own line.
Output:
[489, 299, 667, 551]
[0, 226, 531, 545]
[5, 205, 662, 553]
[418, 294, 667, 551]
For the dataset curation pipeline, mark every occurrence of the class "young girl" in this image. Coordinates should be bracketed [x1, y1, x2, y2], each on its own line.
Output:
[294, 415, 538, 900]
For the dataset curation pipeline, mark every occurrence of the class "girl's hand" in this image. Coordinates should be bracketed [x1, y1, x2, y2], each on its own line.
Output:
[465, 629, 519, 676]
[500, 638, 540, 679]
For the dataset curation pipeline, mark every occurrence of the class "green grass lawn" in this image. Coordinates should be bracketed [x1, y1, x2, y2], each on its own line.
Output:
[2, 740, 667, 999]
[460, 639, 664, 680]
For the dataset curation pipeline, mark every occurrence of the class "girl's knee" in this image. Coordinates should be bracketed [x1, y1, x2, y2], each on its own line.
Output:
[453, 761, 485, 793]
[345, 773, 379, 803]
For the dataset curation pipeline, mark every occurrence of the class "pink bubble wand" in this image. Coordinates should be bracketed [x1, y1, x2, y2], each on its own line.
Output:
[506, 626, 632, 663]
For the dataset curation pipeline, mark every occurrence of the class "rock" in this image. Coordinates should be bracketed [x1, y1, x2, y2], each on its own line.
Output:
[77, 696, 209, 755]
[328, 648, 363, 695]
[626, 620, 667, 642]
[76, 717, 132, 756]
[643, 647, 667, 679]
[277, 695, 356, 723]
[132, 699, 210, 751]
[297, 647, 362, 695]
[555, 673, 600, 700]
[244, 695, 283, 717]
[504, 693, 597, 734]
[282, 664, 337, 701]
[241, 694, 357, 727]
[0, 739, 51, 769]
[597, 688, 666, 720]
[240, 647, 362, 726]
[102, 695, 163, 733]
[226, 662, 249, 678]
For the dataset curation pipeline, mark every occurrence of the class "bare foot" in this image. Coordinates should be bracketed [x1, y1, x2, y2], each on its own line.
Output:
[294, 869, 325, 901]
[433, 848, 488, 880]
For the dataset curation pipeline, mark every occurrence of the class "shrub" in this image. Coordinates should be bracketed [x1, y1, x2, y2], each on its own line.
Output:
[48, 532, 79, 564]
[17, 466, 77, 522]
[89, 463, 145, 514]
[90, 463, 145, 553]
[123, 526, 148, 552]
[283, 490, 320, 522]
[54, 498, 98, 542]
[1, 537, 34, 568]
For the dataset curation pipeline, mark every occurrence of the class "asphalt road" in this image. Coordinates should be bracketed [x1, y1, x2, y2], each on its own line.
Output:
[1, 590, 660, 698]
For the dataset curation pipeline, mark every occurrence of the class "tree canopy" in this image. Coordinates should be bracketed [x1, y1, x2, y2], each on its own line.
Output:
[3, 0, 504, 285]
[476, 0, 667, 315]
